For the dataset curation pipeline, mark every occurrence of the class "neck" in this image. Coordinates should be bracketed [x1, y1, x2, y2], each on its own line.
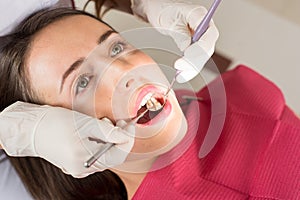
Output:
[111, 157, 157, 199]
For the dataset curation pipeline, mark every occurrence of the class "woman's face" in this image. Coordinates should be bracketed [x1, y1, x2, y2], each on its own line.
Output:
[26, 15, 187, 158]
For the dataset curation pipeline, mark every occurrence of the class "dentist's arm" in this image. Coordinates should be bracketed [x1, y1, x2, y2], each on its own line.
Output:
[0, 102, 135, 178]
[132, 0, 219, 83]
[102, 0, 219, 51]
[103, 0, 219, 82]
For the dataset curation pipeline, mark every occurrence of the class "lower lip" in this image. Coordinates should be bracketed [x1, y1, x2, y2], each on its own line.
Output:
[137, 99, 172, 127]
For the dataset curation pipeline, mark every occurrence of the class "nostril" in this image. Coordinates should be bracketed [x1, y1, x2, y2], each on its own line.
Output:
[125, 79, 134, 88]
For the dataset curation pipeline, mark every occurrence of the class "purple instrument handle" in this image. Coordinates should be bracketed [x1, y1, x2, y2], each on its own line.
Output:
[191, 0, 222, 43]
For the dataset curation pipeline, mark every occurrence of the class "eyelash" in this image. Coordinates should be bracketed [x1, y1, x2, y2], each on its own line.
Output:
[74, 73, 93, 95]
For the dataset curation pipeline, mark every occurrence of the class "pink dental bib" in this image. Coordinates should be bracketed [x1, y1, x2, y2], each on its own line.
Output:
[132, 65, 300, 199]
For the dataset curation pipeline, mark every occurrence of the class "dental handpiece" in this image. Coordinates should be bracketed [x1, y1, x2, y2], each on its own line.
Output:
[167, 0, 222, 100]
[192, 0, 222, 43]
[84, 109, 149, 168]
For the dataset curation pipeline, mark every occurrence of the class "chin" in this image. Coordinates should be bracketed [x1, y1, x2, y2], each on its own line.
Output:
[112, 103, 187, 173]
[128, 95, 188, 159]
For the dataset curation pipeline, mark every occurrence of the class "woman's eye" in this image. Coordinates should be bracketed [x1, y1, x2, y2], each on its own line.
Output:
[111, 43, 124, 57]
[75, 75, 91, 94]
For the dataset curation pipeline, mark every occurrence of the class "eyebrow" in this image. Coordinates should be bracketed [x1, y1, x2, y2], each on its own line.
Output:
[97, 30, 117, 44]
[59, 30, 118, 93]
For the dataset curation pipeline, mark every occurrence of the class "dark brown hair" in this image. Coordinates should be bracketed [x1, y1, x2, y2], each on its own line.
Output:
[0, 8, 127, 200]
[83, 0, 107, 18]
[82, 0, 133, 19]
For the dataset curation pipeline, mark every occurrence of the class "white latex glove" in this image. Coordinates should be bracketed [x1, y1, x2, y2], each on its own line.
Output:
[174, 39, 217, 83]
[0, 101, 135, 178]
[131, 0, 219, 83]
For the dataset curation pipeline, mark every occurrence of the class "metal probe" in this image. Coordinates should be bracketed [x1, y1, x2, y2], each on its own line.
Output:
[84, 108, 149, 168]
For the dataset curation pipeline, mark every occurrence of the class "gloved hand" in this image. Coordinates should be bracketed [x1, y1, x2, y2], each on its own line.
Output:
[131, 0, 219, 83]
[0, 101, 135, 178]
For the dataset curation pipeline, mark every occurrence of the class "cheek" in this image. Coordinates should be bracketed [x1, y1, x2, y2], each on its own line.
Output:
[93, 78, 117, 121]
[131, 52, 156, 66]
[72, 79, 116, 119]
[93, 64, 132, 120]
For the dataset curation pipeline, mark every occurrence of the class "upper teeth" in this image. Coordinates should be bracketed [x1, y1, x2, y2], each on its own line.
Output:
[139, 92, 164, 111]
[146, 96, 161, 110]
[139, 93, 154, 109]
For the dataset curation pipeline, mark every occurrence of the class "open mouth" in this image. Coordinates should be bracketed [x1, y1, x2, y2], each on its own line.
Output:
[135, 94, 165, 124]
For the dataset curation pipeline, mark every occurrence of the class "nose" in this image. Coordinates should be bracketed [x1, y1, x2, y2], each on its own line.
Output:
[126, 78, 134, 88]
[111, 59, 141, 90]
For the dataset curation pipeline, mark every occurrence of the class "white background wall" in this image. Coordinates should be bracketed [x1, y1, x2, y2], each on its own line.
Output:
[201, 0, 300, 115]
[245, 0, 300, 26]
[75, 0, 300, 115]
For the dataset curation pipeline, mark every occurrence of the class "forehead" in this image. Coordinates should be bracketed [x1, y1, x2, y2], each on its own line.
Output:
[29, 15, 112, 58]
[26, 15, 112, 104]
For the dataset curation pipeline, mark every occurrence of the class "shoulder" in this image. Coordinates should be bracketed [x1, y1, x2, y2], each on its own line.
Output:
[0, 151, 33, 199]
